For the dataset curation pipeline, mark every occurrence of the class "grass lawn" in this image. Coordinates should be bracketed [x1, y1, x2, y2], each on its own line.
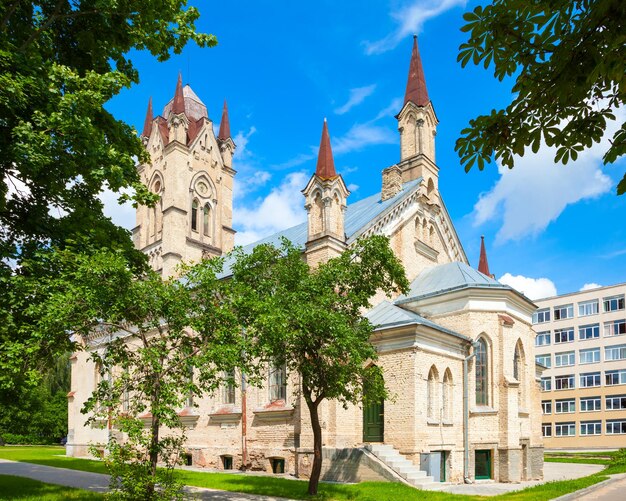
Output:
[1, 446, 625, 500]
[0, 475, 102, 500]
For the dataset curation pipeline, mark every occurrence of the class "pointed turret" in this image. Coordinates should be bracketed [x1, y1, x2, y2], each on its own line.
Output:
[142, 97, 153, 139]
[218, 100, 231, 140]
[404, 35, 430, 107]
[315, 118, 337, 180]
[172, 73, 185, 115]
[478, 236, 491, 277]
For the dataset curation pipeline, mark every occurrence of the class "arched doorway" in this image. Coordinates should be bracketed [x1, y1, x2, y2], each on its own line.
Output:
[362, 368, 384, 442]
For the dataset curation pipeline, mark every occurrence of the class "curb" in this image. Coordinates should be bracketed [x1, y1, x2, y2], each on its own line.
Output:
[553, 473, 626, 501]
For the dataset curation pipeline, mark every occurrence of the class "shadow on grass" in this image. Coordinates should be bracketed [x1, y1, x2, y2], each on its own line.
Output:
[0, 474, 102, 500]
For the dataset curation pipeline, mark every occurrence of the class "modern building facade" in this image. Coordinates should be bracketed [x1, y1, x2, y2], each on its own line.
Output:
[534, 283, 626, 448]
[68, 38, 544, 484]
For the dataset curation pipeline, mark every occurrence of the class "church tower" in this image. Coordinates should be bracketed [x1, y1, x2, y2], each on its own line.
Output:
[395, 36, 440, 195]
[133, 74, 236, 277]
[302, 119, 350, 267]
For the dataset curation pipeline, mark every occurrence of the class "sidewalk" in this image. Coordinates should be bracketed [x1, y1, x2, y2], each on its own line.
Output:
[0, 458, 291, 500]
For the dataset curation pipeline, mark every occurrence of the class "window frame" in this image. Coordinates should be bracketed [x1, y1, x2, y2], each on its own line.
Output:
[555, 351, 575, 367]
[606, 395, 626, 411]
[541, 400, 552, 414]
[269, 365, 287, 403]
[554, 374, 575, 390]
[535, 331, 551, 347]
[606, 419, 626, 435]
[605, 344, 626, 362]
[542, 423, 552, 437]
[475, 339, 489, 406]
[580, 421, 602, 436]
[605, 319, 626, 337]
[553, 304, 574, 321]
[536, 354, 552, 368]
[555, 398, 576, 414]
[541, 377, 552, 392]
[532, 308, 551, 324]
[555, 422, 576, 437]
[604, 295, 625, 313]
[606, 369, 626, 386]
[579, 348, 601, 365]
[578, 299, 599, 317]
[554, 328, 575, 344]
[579, 372, 601, 388]
[579, 324, 600, 341]
[580, 396, 602, 412]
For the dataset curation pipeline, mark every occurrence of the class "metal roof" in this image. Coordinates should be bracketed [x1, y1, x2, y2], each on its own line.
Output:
[396, 261, 512, 304]
[163, 84, 209, 121]
[365, 300, 470, 341]
[220, 178, 422, 277]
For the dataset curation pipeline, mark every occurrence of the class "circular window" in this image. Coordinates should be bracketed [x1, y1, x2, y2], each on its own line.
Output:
[197, 181, 208, 195]
[153, 180, 161, 193]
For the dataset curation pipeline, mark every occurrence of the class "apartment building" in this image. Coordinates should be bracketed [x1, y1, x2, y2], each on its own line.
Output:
[534, 283, 626, 448]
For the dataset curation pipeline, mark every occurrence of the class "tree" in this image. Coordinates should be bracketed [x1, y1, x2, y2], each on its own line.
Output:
[36, 248, 245, 499]
[0, 0, 214, 397]
[230, 236, 409, 495]
[0, 1, 215, 267]
[456, 0, 626, 194]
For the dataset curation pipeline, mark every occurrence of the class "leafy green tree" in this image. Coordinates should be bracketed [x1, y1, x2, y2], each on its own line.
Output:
[456, 0, 626, 194]
[37, 248, 245, 499]
[230, 236, 409, 495]
[0, 0, 214, 397]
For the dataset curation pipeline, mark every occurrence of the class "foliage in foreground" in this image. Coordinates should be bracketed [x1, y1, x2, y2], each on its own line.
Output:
[456, 0, 626, 195]
[0, 474, 102, 500]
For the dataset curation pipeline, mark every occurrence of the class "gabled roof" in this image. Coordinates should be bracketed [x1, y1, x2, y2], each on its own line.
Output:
[365, 300, 470, 341]
[396, 261, 511, 304]
[220, 178, 422, 277]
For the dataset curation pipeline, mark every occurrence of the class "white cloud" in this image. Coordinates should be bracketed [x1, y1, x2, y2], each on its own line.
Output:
[580, 283, 602, 291]
[473, 108, 624, 242]
[375, 97, 403, 120]
[363, 0, 467, 55]
[335, 85, 377, 115]
[499, 273, 557, 300]
[347, 183, 359, 192]
[333, 123, 396, 155]
[233, 172, 308, 246]
[100, 187, 135, 230]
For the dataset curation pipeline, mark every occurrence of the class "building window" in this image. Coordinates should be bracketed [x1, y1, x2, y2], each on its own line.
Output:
[535, 331, 551, 346]
[541, 377, 552, 392]
[578, 299, 599, 317]
[580, 421, 602, 436]
[555, 374, 575, 390]
[579, 324, 600, 341]
[605, 319, 626, 337]
[579, 348, 600, 364]
[606, 395, 626, 411]
[580, 372, 601, 388]
[580, 396, 602, 412]
[542, 400, 552, 414]
[536, 354, 552, 368]
[221, 455, 233, 470]
[203, 204, 211, 236]
[553, 304, 574, 321]
[555, 422, 576, 436]
[554, 328, 575, 344]
[191, 199, 199, 231]
[606, 419, 626, 435]
[532, 308, 551, 324]
[427, 366, 439, 421]
[604, 295, 625, 313]
[514, 345, 521, 380]
[555, 351, 575, 367]
[475, 339, 488, 406]
[555, 399, 575, 414]
[605, 344, 626, 362]
[270, 457, 286, 474]
[542, 423, 552, 437]
[443, 369, 452, 422]
[269, 365, 287, 402]
[606, 369, 626, 386]
[222, 370, 236, 405]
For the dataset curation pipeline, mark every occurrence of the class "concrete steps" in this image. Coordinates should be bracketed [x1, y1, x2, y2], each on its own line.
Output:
[364, 444, 436, 489]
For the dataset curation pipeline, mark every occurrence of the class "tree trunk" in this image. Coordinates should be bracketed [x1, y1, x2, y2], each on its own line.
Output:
[306, 397, 323, 495]
[147, 390, 160, 499]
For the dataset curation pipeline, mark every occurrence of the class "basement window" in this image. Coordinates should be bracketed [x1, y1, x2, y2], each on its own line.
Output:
[221, 455, 233, 470]
[183, 453, 192, 466]
[270, 457, 285, 474]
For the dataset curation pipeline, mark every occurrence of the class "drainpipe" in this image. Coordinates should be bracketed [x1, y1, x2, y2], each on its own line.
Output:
[463, 341, 480, 483]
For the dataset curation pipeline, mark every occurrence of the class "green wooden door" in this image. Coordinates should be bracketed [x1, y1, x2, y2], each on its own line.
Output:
[363, 398, 384, 442]
[475, 450, 492, 479]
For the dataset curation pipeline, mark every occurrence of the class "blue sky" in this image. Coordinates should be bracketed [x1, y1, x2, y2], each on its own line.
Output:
[103, 0, 626, 299]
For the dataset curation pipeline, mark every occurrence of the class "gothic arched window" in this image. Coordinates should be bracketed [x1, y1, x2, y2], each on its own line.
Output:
[514, 344, 520, 381]
[191, 199, 199, 232]
[475, 338, 488, 406]
[443, 369, 453, 421]
[427, 366, 439, 421]
[203, 204, 211, 236]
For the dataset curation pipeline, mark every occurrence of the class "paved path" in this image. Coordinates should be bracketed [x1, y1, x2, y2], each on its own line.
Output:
[558, 473, 626, 501]
[425, 462, 605, 496]
[0, 458, 290, 500]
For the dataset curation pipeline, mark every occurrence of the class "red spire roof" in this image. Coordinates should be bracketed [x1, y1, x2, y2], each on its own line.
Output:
[315, 119, 337, 180]
[142, 97, 153, 138]
[404, 35, 430, 107]
[172, 72, 185, 115]
[218, 100, 231, 140]
[478, 235, 491, 277]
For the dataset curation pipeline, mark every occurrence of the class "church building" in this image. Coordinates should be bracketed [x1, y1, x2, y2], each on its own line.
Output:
[67, 37, 544, 486]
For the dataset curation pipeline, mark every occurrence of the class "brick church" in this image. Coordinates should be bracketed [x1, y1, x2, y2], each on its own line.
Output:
[67, 38, 544, 486]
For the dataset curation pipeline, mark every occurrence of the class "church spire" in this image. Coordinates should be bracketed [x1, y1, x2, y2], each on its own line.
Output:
[142, 97, 153, 138]
[404, 35, 430, 107]
[315, 118, 337, 180]
[218, 100, 231, 140]
[172, 72, 185, 115]
[478, 236, 491, 277]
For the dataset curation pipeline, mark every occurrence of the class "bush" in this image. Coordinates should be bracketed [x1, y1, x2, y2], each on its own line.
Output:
[0, 433, 58, 445]
[610, 448, 626, 466]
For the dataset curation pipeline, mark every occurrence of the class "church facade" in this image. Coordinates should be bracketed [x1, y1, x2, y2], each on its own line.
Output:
[67, 38, 544, 485]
